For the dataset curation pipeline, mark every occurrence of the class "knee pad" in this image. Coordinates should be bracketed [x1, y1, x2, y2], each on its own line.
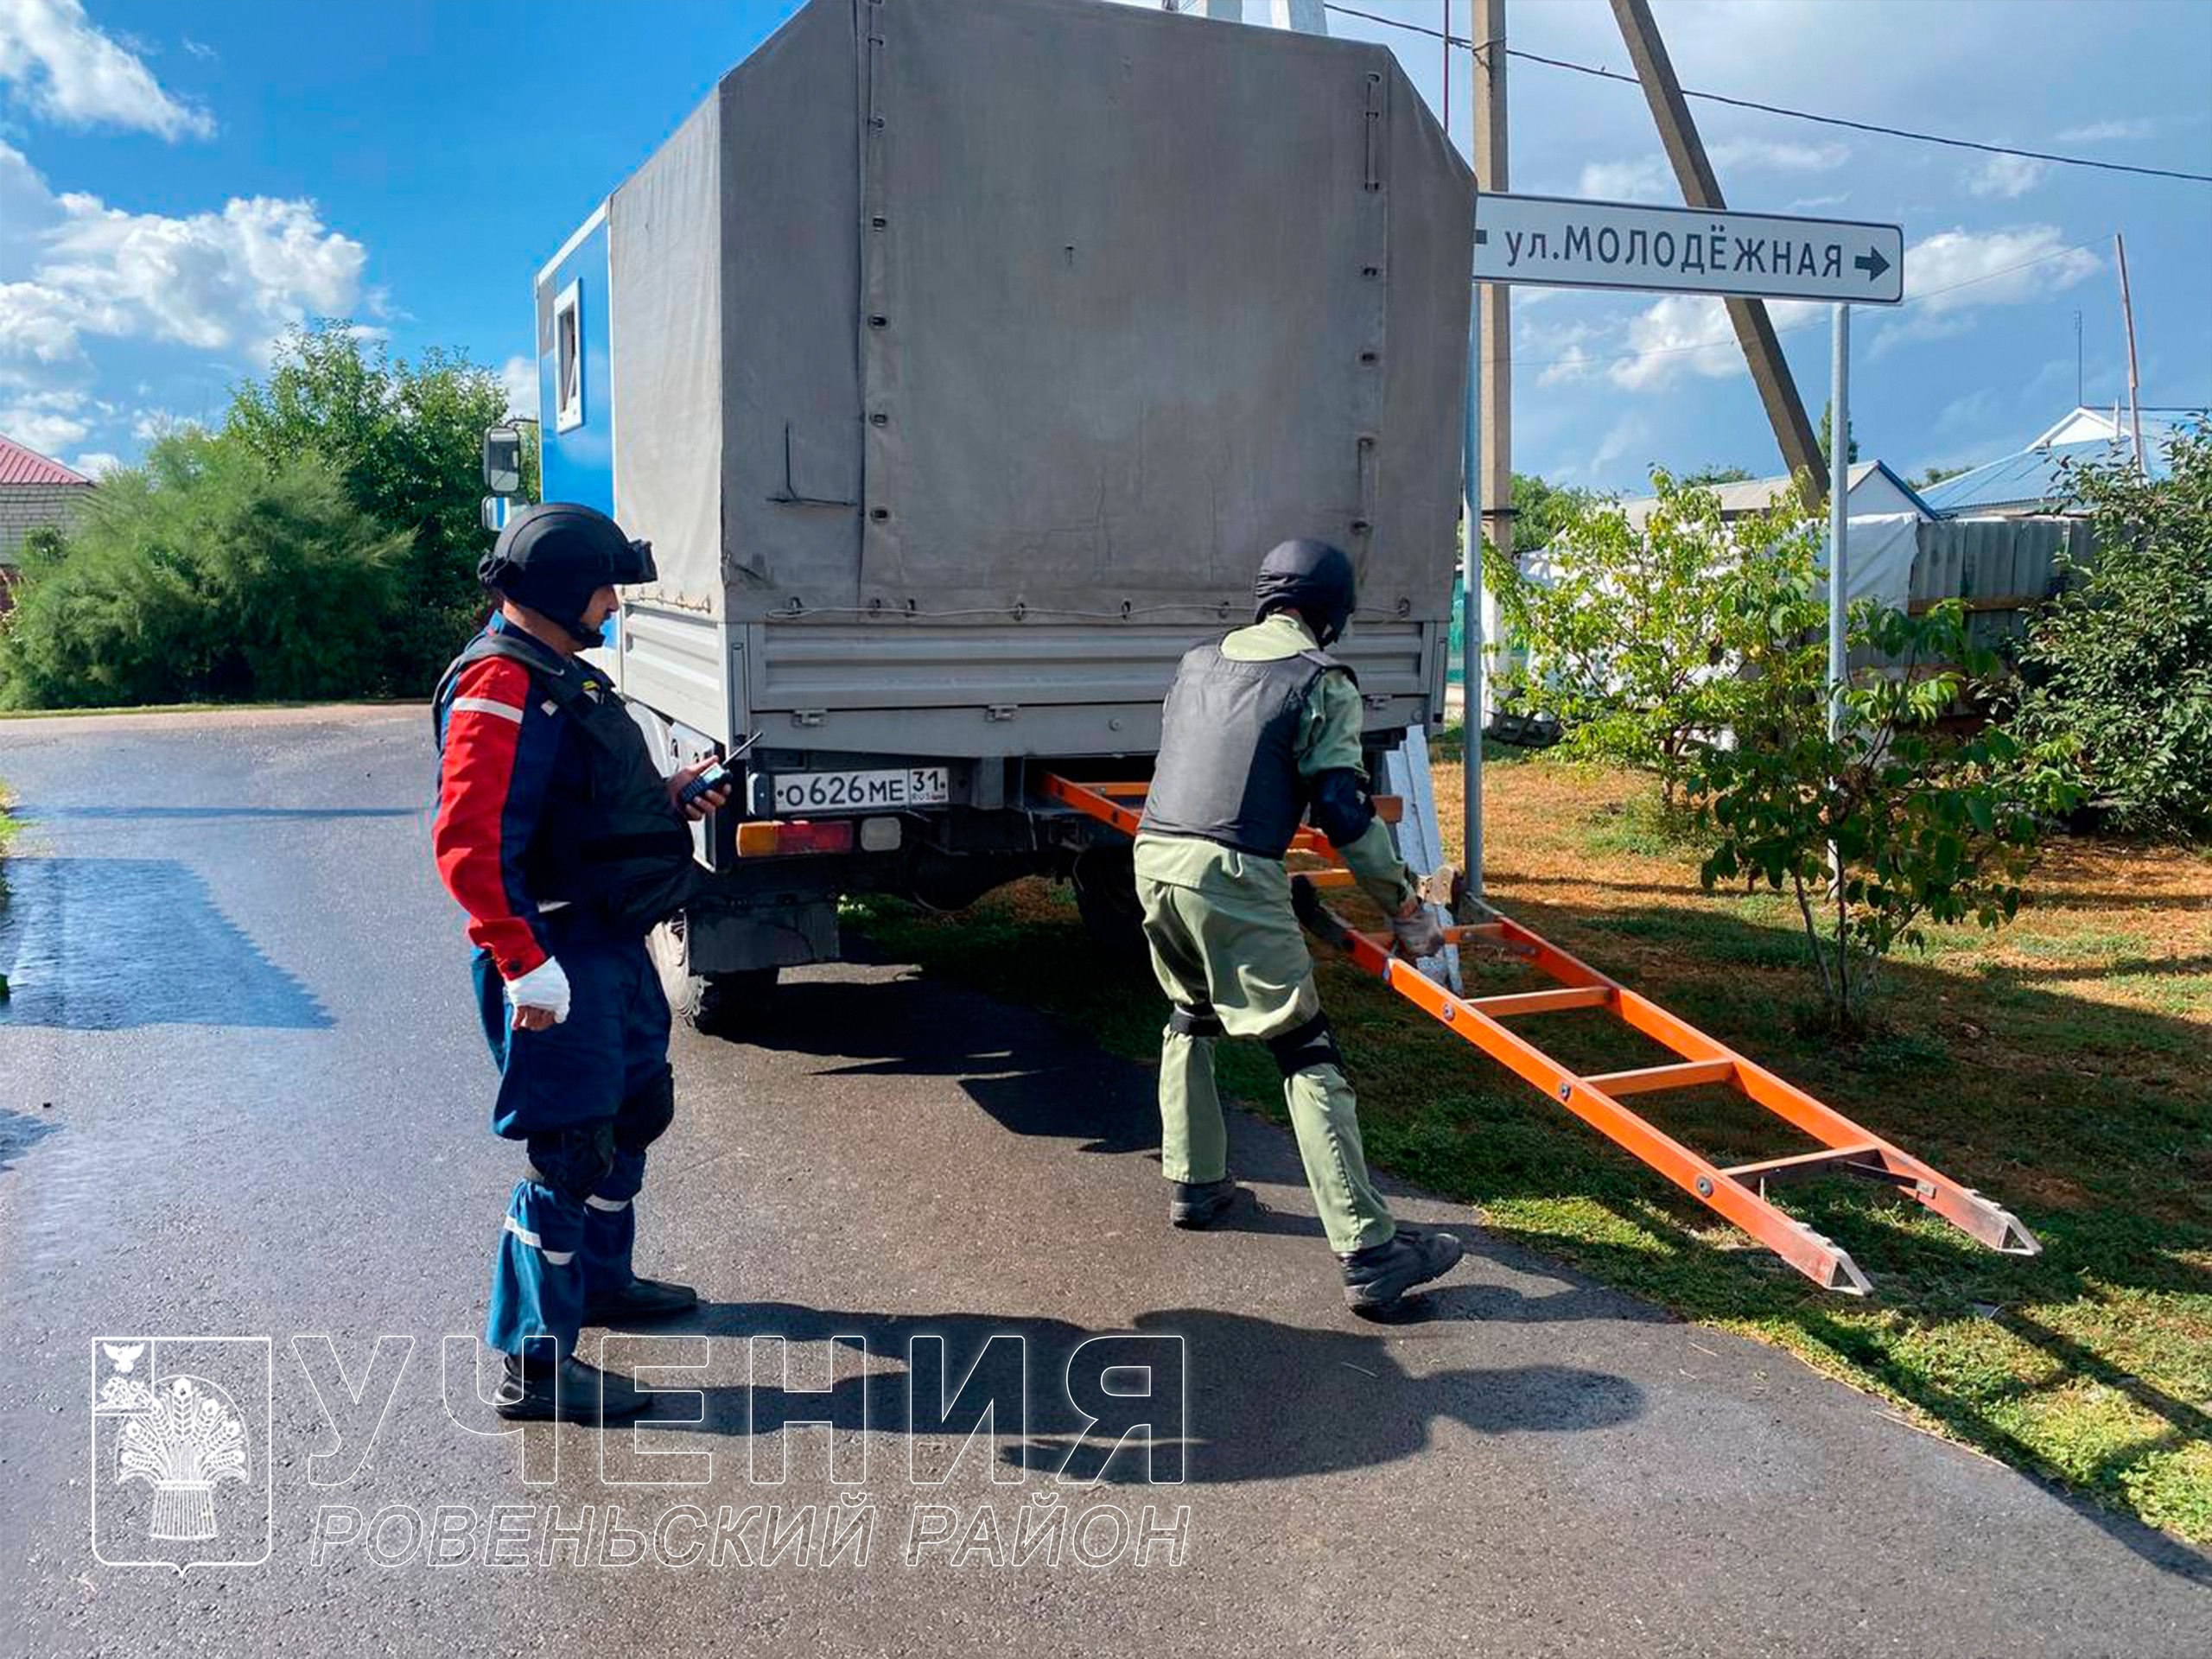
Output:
[524, 1121, 617, 1202]
[613, 1065, 676, 1154]
[1264, 1010, 1344, 1078]
[1166, 1003, 1224, 1039]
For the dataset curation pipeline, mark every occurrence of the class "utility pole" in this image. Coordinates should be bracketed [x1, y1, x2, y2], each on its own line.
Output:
[1473, 0, 1513, 587]
[1606, 0, 1827, 499]
[2115, 232, 2146, 474]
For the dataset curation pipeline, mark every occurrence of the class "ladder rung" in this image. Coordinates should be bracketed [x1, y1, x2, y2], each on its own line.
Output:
[1721, 1144, 1905, 1187]
[1462, 986, 1613, 1018]
[1583, 1059, 1737, 1096]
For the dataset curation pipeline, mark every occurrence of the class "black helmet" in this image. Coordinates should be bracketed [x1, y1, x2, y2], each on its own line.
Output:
[478, 503, 656, 648]
[1252, 537, 1356, 646]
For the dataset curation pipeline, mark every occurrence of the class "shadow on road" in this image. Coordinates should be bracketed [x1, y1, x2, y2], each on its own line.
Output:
[747, 972, 1159, 1156]
[0, 1106, 60, 1173]
[0, 856, 332, 1031]
[621, 1299, 1644, 1486]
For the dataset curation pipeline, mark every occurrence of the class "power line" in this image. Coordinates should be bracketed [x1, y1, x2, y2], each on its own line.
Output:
[1321, 4, 2212, 186]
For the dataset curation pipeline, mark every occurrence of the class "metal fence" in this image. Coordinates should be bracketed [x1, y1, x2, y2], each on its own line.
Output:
[1904, 515, 2090, 657]
[1448, 514, 2091, 686]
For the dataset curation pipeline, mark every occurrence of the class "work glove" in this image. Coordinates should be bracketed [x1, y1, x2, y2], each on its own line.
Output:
[505, 956, 572, 1028]
[1389, 899, 1447, 962]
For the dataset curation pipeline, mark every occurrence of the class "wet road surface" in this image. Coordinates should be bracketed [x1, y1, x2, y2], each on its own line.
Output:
[1, 706, 2207, 1656]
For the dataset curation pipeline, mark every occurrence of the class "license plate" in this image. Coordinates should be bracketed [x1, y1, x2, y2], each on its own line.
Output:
[771, 766, 950, 816]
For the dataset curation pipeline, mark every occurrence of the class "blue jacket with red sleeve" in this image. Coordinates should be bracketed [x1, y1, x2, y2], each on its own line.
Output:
[430, 618, 582, 981]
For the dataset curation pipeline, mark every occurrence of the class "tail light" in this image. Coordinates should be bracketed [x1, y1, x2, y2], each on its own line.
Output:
[734, 818, 855, 858]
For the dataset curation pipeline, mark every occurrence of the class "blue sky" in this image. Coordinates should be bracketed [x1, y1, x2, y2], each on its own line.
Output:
[1, 0, 2206, 492]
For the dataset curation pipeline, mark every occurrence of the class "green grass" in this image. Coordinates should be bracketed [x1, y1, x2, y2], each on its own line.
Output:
[0, 697, 420, 719]
[849, 756, 2212, 1547]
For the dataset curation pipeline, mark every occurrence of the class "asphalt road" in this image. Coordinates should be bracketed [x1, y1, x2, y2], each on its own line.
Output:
[2, 705, 2206, 1657]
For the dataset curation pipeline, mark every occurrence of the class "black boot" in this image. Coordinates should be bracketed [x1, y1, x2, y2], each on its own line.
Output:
[582, 1275, 700, 1325]
[493, 1353, 650, 1422]
[1339, 1224, 1464, 1313]
[1169, 1178, 1240, 1230]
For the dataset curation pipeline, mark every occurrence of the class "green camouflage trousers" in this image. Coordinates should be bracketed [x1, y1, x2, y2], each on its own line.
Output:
[1134, 851, 1395, 1255]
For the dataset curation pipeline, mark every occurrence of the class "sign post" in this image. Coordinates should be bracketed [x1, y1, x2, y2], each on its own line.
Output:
[1829, 303, 1851, 740]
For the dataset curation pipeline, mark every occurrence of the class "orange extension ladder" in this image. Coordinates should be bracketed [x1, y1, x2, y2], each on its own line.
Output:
[1039, 773, 2040, 1296]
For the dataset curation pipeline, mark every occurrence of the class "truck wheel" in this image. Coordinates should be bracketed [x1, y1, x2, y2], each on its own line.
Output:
[1071, 845, 1151, 971]
[650, 912, 779, 1037]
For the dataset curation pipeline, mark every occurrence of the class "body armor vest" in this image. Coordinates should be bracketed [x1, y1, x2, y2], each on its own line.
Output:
[1137, 638, 1353, 859]
[434, 631, 702, 938]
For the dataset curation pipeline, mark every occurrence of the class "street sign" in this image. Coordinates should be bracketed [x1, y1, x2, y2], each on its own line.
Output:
[1473, 192, 1904, 305]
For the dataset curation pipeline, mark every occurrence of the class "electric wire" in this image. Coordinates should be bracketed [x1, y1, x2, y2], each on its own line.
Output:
[1319, 4, 2212, 185]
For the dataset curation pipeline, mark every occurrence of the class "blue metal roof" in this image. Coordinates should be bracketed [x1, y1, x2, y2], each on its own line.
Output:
[1922, 438, 2171, 516]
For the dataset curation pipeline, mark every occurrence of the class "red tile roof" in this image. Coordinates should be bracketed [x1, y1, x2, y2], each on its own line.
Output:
[0, 433, 93, 487]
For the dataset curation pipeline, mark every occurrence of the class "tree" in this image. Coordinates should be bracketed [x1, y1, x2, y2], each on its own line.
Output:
[1508, 472, 1596, 553]
[1484, 471, 1816, 804]
[1691, 582, 2072, 1029]
[1817, 400, 1859, 467]
[226, 322, 516, 689]
[1912, 462, 1971, 490]
[1681, 464, 1755, 486]
[2006, 423, 2212, 840]
[0, 432, 406, 709]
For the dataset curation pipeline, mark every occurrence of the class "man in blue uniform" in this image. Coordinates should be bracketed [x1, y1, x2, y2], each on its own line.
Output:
[432, 503, 729, 1421]
[1135, 538, 1464, 1313]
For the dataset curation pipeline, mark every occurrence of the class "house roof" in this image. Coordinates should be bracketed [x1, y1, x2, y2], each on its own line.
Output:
[0, 432, 92, 487]
[2029, 404, 2204, 450]
[1919, 435, 2175, 516]
[1617, 460, 1933, 527]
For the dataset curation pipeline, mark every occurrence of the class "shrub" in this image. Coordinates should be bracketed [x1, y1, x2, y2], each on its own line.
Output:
[2008, 423, 2212, 841]
[0, 431, 406, 709]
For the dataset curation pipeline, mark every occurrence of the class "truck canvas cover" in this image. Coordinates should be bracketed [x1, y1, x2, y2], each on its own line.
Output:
[555, 0, 1471, 753]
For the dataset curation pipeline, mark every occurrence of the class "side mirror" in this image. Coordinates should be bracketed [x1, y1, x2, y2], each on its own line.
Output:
[482, 425, 524, 497]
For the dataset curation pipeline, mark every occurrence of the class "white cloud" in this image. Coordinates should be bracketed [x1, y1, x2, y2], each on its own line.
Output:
[1787, 193, 1850, 212]
[1872, 225, 2101, 356]
[499, 353, 537, 418]
[1709, 138, 1851, 173]
[1904, 225, 2101, 315]
[1578, 157, 1671, 203]
[1573, 141, 1848, 207]
[0, 0, 212, 140]
[69, 447, 118, 476]
[2055, 118, 2152, 143]
[1517, 315, 1606, 388]
[1608, 294, 1821, 392]
[1575, 414, 1652, 486]
[0, 385, 89, 452]
[130, 406, 194, 441]
[1965, 153, 2049, 199]
[38, 193, 366, 358]
[0, 140, 366, 397]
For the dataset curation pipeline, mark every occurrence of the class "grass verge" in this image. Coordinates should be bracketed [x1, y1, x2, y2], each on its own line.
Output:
[0, 698, 420, 720]
[852, 752, 2212, 1544]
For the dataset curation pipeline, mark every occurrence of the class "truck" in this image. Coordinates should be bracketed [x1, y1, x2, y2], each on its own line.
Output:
[485, 0, 1474, 1026]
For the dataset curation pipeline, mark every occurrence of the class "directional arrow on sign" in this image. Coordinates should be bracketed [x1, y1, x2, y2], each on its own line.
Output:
[1853, 246, 1891, 283]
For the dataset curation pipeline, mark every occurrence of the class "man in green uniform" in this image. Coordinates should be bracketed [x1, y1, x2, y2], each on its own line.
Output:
[1135, 538, 1465, 1313]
